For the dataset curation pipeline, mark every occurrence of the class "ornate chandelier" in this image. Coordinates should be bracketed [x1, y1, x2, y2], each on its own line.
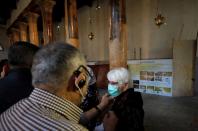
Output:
[154, 13, 165, 27]
[154, 0, 166, 27]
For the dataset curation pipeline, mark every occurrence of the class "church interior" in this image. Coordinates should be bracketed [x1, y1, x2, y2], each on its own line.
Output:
[0, 0, 198, 130]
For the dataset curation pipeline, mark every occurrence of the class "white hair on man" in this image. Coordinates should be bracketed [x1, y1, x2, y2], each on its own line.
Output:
[107, 67, 130, 84]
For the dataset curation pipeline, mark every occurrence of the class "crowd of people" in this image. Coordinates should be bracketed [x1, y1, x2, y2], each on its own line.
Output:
[0, 41, 144, 131]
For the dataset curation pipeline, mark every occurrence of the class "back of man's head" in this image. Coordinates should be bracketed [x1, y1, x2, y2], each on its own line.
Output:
[31, 42, 86, 92]
[8, 41, 39, 68]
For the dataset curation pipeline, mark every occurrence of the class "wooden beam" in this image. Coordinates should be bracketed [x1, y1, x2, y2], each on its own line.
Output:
[40, 0, 56, 45]
[65, 0, 79, 48]
[109, 0, 127, 69]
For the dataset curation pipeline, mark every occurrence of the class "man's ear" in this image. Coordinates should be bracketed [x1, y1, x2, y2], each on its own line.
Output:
[67, 74, 77, 91]
[74, 74, 86, 89]
[67, 73, 87, 91]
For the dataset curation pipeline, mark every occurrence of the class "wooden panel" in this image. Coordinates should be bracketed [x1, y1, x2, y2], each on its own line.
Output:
[195, 57, 198, 95]
[40, 0, 55, 45]
[89, 64, 109, 89]
[173, 40, 196, 96]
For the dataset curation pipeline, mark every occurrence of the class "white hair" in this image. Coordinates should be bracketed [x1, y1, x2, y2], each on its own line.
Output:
[107, 67, 130, 84]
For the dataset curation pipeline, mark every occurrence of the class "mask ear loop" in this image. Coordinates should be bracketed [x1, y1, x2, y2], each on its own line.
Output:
[75, 77, 85, 100]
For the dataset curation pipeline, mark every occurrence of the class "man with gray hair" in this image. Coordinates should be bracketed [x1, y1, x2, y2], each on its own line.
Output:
[0, 42, 116, 131]
[0, 41, 39, 114]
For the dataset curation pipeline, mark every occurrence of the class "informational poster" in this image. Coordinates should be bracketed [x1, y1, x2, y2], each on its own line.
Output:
[128, 59, 173, 96]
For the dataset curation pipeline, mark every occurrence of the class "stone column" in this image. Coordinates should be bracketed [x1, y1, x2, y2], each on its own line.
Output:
[109, 0, 127, 69]
[18, 22, 28, 41]
[64, 0, 69, 42]
[194, 36, 198, 95]
[40, 0, 56, 45]
[27, 12, 39, 46]
[10, 28, 20, 43]
[65, 0, 79, 48]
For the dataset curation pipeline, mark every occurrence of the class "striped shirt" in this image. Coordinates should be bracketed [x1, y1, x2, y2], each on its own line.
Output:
[0, 88, 88, 131]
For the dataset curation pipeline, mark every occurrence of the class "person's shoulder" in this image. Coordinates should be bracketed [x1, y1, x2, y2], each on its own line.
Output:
[0, 98, 88, 130]
[127, 88, 144, 106]
[0, 98, 28, 116]
[127, 88, 142, 96]
[0, 76, 11, 90]
[119, 88, 137, 97]
[118, 88, 143, 105]
[0, 74, 19, 90]
[0, 72, 15, 84]
[126, 88, 135, 93]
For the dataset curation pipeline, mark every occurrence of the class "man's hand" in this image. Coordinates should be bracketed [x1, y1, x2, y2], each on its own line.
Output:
[103, 111, 118, 131]
[97, 93, 113, 110]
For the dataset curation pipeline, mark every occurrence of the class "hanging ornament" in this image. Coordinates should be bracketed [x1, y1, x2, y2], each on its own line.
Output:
[88, 5, 95, 40]
[88, 32, 94, 40]
[154, 14, 165, 27]
[96, 0, 101, 10]
[154, 0, 166, 27]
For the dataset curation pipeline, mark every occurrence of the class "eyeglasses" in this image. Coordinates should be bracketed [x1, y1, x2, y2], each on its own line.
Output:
[73, 65, 92, 78]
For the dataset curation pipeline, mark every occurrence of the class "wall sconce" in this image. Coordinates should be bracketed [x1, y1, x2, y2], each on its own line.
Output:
[154, 0, 166, 27]
[57, 25, 60, 31]
[96, 0, 101, 10]
[154, 14, 166, 27]
[88, 32, 94, 40]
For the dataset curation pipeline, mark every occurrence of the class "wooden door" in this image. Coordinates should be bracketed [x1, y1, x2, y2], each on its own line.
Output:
[173, 40, 196, 96]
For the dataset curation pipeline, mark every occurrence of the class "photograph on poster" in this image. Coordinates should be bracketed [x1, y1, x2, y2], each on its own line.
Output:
[154, 87, 163, 93]
[147, 86, 154, 93]
[147, 72, 154, 81]
[140, 71, 147, 80]
[139, 85, 146, 92]
[155, 72, 162, 81]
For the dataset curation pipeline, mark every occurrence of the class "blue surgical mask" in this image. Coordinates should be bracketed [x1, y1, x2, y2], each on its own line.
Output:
[108, 84, 121, 97]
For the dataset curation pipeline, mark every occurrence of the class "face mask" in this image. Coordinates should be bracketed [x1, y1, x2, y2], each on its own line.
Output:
[108, 84, 121, 97]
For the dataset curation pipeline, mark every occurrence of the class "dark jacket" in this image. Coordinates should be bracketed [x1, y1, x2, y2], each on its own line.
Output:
[0, 68, 33, 114]
[111, 88, 144, 131]
[80, 83, 99, 131]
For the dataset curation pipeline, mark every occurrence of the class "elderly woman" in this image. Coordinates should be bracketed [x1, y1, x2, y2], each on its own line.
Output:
[107, 67, 144, 131]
